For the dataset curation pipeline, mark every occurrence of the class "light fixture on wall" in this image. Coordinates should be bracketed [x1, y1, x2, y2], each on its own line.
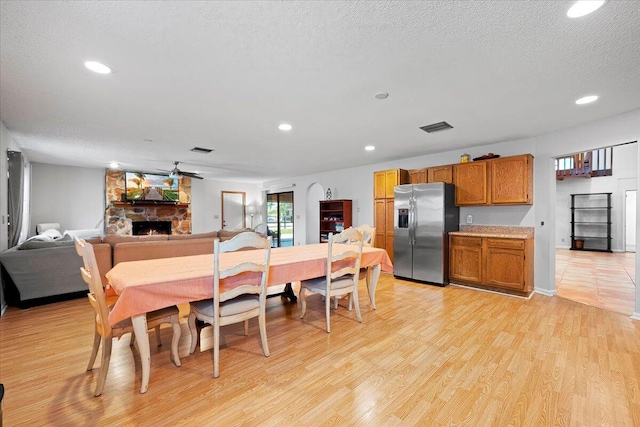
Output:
[246, 202, 258, 229]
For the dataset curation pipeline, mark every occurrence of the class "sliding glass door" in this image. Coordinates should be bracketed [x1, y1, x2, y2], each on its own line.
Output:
[266, 192, 294, 247]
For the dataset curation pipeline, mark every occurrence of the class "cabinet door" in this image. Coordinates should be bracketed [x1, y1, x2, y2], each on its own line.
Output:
[491, 154, 533, 204]
[385, 199, 395, 262]
[454, 162, 489, 205]
[410, 168, 427, 184]
[374, 199, 386, 250]
[449, 236, 483, 283]
[385, 170, 399, 198]
[427, 165, 453, 184]
[484, 239, 525, 290]
[374, 171, 386, 199]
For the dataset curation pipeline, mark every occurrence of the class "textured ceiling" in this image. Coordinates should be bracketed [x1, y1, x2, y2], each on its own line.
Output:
[1, 1, 639, 182]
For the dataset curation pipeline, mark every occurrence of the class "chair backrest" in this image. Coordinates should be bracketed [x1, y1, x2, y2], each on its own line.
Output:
[213, 231, 272, 308]
[75, 237, 111, 336]
[327, 228, 364, 283]
[354, 224, 375, 247]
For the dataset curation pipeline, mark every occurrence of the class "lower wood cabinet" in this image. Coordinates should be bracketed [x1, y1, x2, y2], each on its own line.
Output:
[450, 236, 483, 283]
[449, 234, 533, 296]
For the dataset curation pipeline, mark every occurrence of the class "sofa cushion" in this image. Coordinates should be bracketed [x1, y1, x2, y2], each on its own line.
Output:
[113, 238, 214, 265]
[168, 231, 218, 240]
[18, 233, 74, 250]
[103, 234, 169, 248]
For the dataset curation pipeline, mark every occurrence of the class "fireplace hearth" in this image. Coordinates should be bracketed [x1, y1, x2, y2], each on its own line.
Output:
[132, 221, 172, 236]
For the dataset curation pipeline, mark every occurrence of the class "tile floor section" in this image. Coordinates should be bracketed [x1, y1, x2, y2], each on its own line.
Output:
[556, 249, 636, 315]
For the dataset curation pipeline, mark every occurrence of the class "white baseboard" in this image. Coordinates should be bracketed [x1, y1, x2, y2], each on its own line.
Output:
[631, 312, 640, 321]
[1, 302, 6, 317]
[534, 288, 557, 297]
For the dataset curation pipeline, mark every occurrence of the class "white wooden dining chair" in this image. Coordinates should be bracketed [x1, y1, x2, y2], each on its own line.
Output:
[187, 232, 272, 378]
[75, 238, 182, 396]
[333, 224, 376, 310]
[299, 227, 364, 333]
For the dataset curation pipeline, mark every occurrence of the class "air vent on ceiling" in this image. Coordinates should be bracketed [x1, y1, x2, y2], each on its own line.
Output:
[190, 146, 214, 154]
[419, 121, 453, 133]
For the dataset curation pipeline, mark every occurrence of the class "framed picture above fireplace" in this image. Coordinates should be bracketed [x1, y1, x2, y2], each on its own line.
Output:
[124, 172, 179, 203]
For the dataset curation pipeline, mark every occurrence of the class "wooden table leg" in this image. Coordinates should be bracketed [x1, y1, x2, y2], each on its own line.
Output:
[131, 314, 150, 394]
[369, 264, 381, 310]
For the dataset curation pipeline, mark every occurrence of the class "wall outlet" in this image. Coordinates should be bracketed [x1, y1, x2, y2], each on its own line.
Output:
[466, 214, 473, 224]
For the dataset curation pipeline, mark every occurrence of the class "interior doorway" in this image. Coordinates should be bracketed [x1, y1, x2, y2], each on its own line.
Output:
[554, 142, 637, 316]
[267, 191, 294, 247]
[221, 191, 246, 230]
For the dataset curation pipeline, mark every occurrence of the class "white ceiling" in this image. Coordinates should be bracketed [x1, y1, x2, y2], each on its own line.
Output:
[1, 1, 639, 183]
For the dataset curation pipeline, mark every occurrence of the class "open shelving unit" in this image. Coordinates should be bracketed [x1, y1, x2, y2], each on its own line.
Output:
[570, 192, 612, 252]
[319, 199, 352, 243]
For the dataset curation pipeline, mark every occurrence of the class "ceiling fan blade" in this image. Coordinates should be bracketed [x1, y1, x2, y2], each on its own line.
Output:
[179, 171, 204, 179]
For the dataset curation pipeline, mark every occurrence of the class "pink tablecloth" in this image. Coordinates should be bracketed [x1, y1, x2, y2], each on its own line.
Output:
[106, 244, 393, 325]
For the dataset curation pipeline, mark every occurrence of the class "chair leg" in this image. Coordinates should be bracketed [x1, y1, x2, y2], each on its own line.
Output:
[334, 296, 339, 309]
[130, 331, 135, 346]
[258, 311, 270, 357]
[299, 287, 307, 318]
[87, 330, 101, 371]
[188, 311, 198, 354]
[353, 289, 362, 323]
[325, 291, 331, 333]
[170, 319, 182, 367]
[155, 325, 162, 346]
[94, 337, 112, 397]
[347, 293, 353, 312]
[243, 319, 249, 336]
[213, 322, 220, 378]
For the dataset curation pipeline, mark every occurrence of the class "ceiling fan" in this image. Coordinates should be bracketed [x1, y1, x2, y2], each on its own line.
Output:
[159, 161, 204, 180]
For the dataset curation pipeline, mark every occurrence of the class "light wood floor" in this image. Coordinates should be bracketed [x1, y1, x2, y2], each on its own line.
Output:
[556, 249, 636, 316]
[1, 275, 639, 426]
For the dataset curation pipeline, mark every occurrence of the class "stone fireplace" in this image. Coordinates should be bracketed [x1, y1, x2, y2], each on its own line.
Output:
[104, 170, 192, 236]
[132, 220, 172, 235]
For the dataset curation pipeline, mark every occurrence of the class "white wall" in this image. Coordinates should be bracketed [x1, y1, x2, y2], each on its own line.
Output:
[555, 143, 637, 250]
[190, 179, 262, 233]
[30, 163, 106, 235]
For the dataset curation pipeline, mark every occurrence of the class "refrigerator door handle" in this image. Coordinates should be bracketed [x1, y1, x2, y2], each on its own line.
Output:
[409, 197, 416, 246]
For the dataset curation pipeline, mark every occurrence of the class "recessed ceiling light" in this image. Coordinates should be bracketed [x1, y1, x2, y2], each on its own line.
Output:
[110, 162, 119, 169]
[278, 123, 292, 131]
[567, 1, 606, 18]
[375, 92, 389, 100]
[84, 61, 113, 74]
[575, 95, 599, 105]
[365, 146, 376, 151]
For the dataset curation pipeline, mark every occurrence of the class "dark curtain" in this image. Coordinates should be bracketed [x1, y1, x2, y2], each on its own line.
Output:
[7, 150, 24, 248]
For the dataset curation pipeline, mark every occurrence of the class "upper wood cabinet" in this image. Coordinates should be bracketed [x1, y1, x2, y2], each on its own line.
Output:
[490, 154, 533, 205]
[427, 165, 453, 184]
[374, 169, 409, 199]
[409, 168, 427, 184]
[453, 154, 533, 206]
[454, 161, 490, 205]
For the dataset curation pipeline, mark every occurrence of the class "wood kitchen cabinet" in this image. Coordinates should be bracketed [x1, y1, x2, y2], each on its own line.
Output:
[449, 233, 534, 297]
[449, 236, 483, 284]
[490, 154, 533, 205]
[427, 165, 454, 184]
[453, 161, 490, 205]
[373, 168, 409, 263]
[453, 154, 533, 206]
[409, 168, 427, 184]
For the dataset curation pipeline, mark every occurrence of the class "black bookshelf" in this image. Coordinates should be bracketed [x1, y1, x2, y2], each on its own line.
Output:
[570, 193, 612, 252]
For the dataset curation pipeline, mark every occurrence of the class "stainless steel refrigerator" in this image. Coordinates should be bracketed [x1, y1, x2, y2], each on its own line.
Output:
[394, 182, 459, 285]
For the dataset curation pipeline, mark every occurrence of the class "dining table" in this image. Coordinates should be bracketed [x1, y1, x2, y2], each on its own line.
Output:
[105, 243, 393, 393]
